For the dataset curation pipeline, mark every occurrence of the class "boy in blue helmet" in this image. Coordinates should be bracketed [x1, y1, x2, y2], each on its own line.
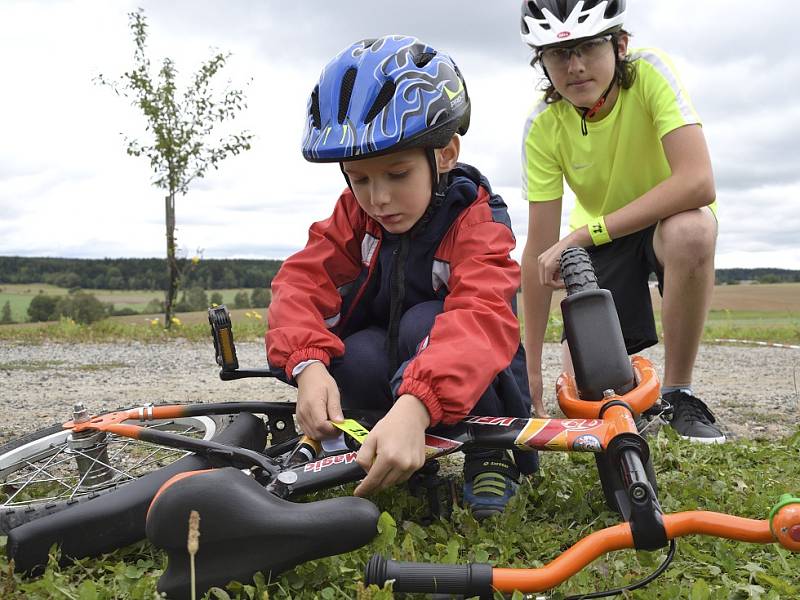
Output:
[266, 35, 537, 519]
[519, 1, 723, 442]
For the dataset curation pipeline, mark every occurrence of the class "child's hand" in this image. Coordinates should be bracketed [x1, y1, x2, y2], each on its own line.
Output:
[538, 240, 568, 289]
[295, 362, 344, 439]
[353, 394, 430, 497]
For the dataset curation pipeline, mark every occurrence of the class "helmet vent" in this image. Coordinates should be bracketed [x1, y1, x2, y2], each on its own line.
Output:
[414, 52, 436, 68]
[338, 67, 358, 124]
[364, 80, 396, 124]
[310, 85, 321, 129]
[605, 0, 620, 18]
[578, 14, 588, 23]
[527, 1, 546, 20]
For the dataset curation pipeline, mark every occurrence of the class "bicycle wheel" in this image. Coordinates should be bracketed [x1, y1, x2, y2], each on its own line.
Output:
[561, 246, 599, 295]
[0, 405, 230, 533]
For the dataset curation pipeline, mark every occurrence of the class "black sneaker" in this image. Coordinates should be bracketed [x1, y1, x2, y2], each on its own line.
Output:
[663, 390, 726, 444]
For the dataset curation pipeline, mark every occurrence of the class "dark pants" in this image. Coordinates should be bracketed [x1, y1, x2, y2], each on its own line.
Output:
[559, 226, 665, 354]
[330, 301, 538, 474]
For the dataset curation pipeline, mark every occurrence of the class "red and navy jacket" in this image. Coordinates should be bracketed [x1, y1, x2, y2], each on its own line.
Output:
[266, 164, 522, 427]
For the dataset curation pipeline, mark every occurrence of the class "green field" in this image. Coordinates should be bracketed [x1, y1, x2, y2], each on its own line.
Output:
[533, 283, 800, 345]
[1, 283, 799, 345]
[0, 284, 261, 324]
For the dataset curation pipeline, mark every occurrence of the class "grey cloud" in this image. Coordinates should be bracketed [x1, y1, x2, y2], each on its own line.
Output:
[141, 0, 529, 68]
[709, 111, 800, 190]
[203, 242, 302, 260]
[0, 170, 71, 203]
[634, 2, 795, 68]
[690, 57, 796, 119]
[715, 186, 800, 256]
[0, 162, 44, 181]
[0, 202, 25, 220]
[715, 161, 799, 192]
[0, 241, 121, 259]
[486, 151, 525, 189]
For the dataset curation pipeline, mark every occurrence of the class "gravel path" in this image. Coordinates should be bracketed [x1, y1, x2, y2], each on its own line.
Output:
[1, 341, 798, 445]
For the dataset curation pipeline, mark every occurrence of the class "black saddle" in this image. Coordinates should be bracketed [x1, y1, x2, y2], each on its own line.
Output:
[146, 467, 380, 599]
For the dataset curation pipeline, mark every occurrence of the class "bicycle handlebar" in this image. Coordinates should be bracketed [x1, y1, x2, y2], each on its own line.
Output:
[365, 556, 492, 597]
[366, 506, 800, 595]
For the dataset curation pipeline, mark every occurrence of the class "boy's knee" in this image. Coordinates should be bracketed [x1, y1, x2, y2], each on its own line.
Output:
[338, 328, 388, 378]
[658, 210, 716, 264]
[398, 301, 443, 350]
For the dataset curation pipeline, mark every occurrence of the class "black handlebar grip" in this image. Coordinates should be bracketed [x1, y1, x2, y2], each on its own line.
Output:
[365, 554, 493, 598]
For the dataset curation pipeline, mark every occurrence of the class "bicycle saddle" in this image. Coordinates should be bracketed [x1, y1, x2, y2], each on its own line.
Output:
[146, 467, 380, 600]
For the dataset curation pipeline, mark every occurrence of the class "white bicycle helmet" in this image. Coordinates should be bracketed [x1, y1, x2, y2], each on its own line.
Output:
[520, 0, 626, 47]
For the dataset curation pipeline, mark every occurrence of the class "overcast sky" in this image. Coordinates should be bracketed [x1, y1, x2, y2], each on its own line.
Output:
[1, 0, 798, 269]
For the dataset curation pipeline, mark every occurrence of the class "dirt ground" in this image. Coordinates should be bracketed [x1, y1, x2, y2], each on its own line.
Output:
[1, 340, 798, 446]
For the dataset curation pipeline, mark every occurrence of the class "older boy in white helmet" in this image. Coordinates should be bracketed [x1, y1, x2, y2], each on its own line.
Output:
[519, 0, 724, 442]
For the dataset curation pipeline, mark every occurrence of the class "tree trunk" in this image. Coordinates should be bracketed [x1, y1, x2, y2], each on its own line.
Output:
[164, 192, 178, 329]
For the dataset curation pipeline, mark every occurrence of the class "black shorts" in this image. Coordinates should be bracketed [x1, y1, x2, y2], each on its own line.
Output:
[562, 225, 664, 355]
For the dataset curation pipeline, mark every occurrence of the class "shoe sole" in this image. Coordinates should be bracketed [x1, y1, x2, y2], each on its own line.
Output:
[678, 434, 727, 444]
[471, 508, 503, 521]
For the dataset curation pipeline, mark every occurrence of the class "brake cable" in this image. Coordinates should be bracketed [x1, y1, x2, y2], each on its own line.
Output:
[562, 539, 676, 600]
[637, 399, 673, 436]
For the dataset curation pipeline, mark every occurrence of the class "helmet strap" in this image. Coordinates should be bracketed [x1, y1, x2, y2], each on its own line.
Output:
[408, 147, 448, 238]
[426, 148, 449, 205]
[579, 35, 622, 136]
[338, 162, 353, 192]
[579, 76, 616, 136]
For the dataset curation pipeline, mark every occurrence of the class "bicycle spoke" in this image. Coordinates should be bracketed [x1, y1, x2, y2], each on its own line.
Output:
[68, 448, 138, 482]
[3, 451, 77, 486]
[107, 438, 190, 473]
[3, 449, 75, 505]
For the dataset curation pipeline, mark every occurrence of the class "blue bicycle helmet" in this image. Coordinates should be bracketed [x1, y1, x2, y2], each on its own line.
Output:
[301, 35, 470, 163]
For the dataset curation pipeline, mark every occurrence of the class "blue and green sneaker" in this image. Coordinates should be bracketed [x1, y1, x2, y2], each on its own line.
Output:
[463, 450, 519, 521]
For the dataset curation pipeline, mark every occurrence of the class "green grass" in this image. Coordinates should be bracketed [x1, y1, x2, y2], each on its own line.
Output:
[535, 310, 800, 346]
[0, 313, 268, 343]
[2, 308, 798, 346]
[0, 428, 798, 599]
[700, 310, 800, 345]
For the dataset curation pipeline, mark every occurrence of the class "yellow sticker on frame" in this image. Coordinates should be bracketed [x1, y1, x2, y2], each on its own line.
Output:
[331, 419, 370, 443]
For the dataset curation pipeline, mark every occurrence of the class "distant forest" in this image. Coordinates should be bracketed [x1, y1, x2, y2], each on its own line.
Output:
[713, 268, 800, 284]
[0, 257, 283, 290]
[0, 256, 798, 289]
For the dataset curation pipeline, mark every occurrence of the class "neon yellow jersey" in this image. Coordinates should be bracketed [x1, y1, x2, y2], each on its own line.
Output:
[522, 48, 716, 231]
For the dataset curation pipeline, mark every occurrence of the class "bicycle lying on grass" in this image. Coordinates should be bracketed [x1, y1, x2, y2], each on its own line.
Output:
[1, 248, 798, 599]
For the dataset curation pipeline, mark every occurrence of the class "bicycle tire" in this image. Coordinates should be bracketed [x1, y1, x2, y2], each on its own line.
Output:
[561, 246, 599, 296]
[0, 405, 232, 534]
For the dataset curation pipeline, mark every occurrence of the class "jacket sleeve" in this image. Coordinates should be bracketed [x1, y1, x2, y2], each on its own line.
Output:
[266, 191, 365, 379]
[397, 190, 521, 426]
